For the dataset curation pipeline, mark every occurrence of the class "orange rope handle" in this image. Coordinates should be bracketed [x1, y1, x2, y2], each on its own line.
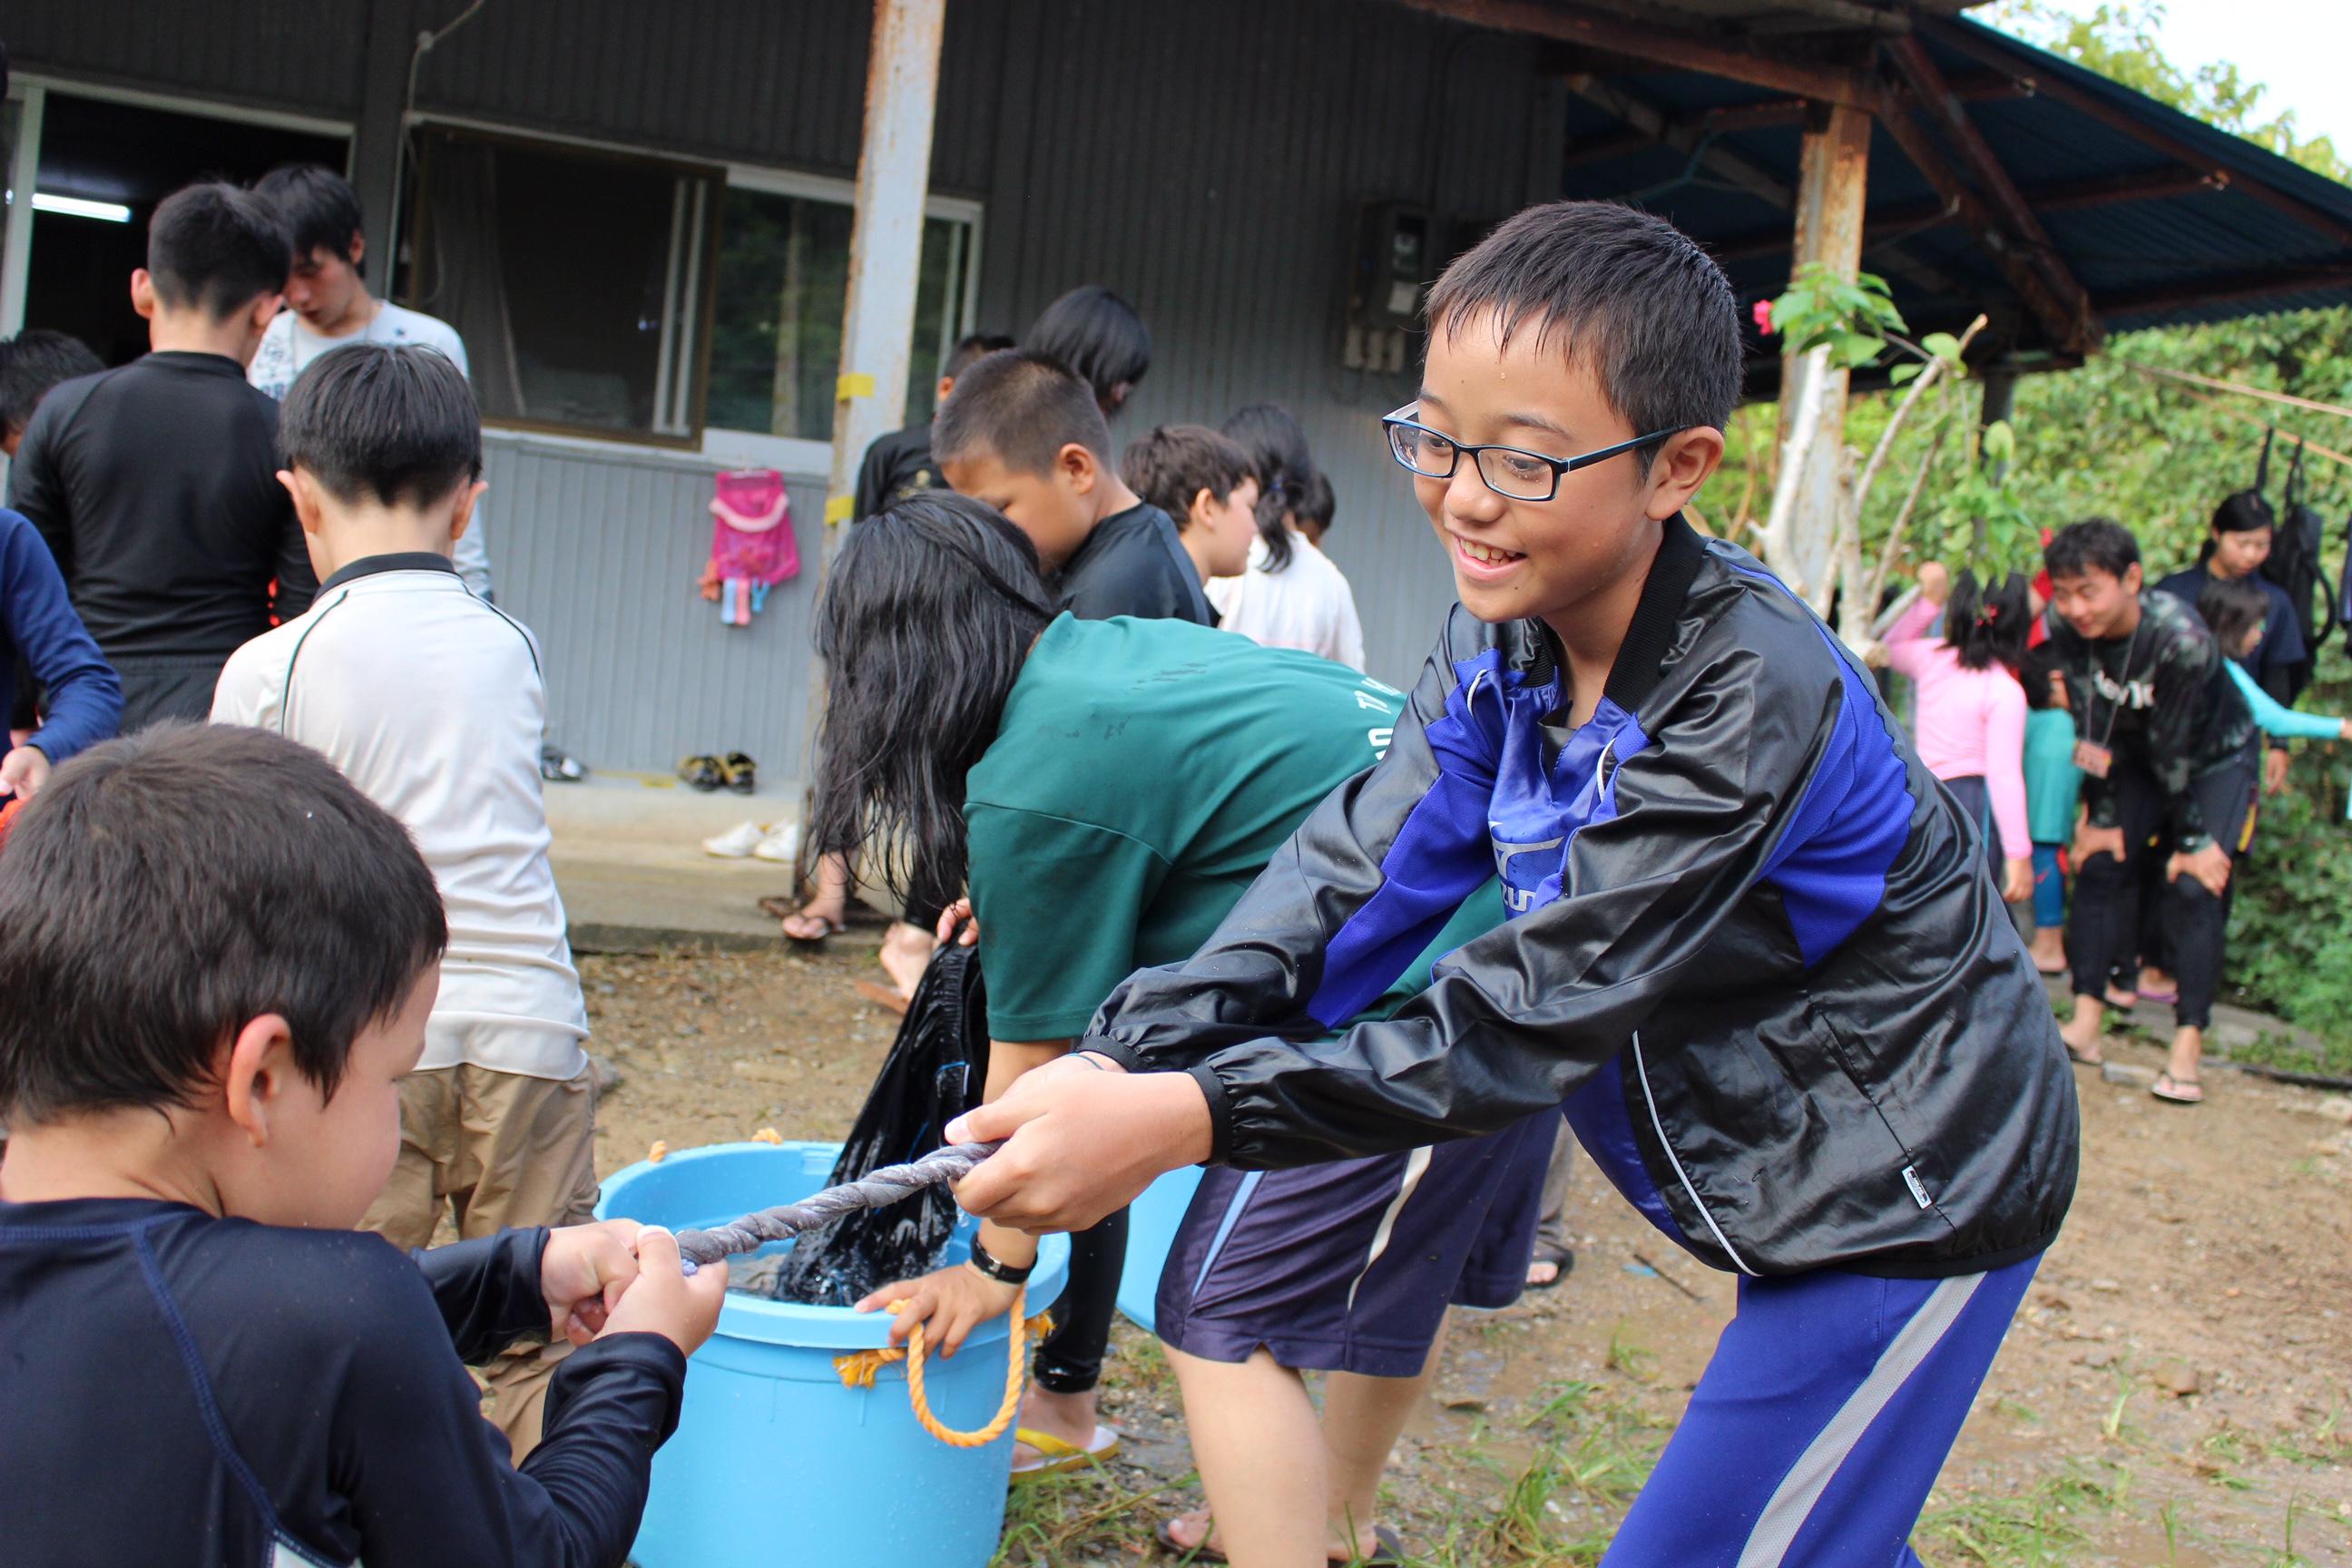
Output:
[832, 1289, 1053, 1448]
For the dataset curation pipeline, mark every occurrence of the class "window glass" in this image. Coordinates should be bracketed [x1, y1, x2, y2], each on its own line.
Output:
[408, 127, 717, 442]
[705, 185, 973, 441]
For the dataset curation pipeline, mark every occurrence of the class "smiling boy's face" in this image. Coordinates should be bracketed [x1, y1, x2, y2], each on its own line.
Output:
[1413, 307, 1720, 638]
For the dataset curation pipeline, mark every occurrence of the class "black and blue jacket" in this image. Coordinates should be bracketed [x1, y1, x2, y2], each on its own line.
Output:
[1085, 516, 2078, 1279]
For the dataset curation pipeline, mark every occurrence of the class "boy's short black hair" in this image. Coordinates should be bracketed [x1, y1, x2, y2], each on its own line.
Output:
[1119, 424, 1252, 531]
[252, 163, 366, 263]
[2197, 573, 2270, 656]
[2043, 517, 2141, 581]
[0, 723, 446, 1125]
[146, 181, 293, 321]
[1296, 469, 1336, 534]
[280, 342, 483, 508]
[945, 332, 1016, 381]
[1423, 201, 1742, 457]
[0, 329, 103, 440]
[932, 348, 1112, 475]
[1024, 285, 1151, 416]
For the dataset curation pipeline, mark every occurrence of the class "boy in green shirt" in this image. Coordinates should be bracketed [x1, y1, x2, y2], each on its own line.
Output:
[806, 492, 1549, 1559]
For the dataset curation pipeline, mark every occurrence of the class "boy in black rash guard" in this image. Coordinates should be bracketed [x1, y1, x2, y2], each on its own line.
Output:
[2041, 519, 2250, 1101]
[934, 349, 1214, 625]
[0, 723, 726, 1568]
[950, 202, 2077, 1567]
[6, 184, 318, 730]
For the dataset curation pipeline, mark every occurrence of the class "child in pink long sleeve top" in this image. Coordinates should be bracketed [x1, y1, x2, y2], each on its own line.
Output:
[1885, 563, 2033, 903]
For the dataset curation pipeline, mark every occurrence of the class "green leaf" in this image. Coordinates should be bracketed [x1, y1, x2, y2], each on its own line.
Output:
[1921, 332, 1962, 363]
[1890, 363, 1925, 385]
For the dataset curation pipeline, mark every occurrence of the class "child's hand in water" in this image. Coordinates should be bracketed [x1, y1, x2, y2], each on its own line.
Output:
[600, 1227, 730, 1355]
[855, 1261, 1021, 1357]
[541, 1219, 642, 1344]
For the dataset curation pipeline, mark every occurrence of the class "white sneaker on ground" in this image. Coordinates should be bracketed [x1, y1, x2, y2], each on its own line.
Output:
[702, 820, 767, 858]
[752, 823, 801, 864]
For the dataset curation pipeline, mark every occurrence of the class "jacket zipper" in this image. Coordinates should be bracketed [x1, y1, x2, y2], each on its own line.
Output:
[1630, 1031, 1758, 1276]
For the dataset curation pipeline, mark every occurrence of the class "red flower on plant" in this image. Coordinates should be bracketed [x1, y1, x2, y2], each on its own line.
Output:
[1752, 299, 1776, 334]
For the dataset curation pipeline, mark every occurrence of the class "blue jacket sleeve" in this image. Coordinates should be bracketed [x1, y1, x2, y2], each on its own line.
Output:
[2226, 659, 2343, 742]
[0, 511, 121, 767]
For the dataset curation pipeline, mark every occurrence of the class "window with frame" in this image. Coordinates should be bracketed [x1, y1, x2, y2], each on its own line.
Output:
[705, 184, 975, 441]
[406, 124, 977, 450]
[407, 125, 720, 445]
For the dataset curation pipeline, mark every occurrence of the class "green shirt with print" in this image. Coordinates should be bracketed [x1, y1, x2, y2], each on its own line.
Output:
[965, 613, 1499, 1040]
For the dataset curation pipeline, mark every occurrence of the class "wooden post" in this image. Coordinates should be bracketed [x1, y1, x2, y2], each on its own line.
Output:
[797, 0, 947, 809]
[1775, 103, 1871, 602]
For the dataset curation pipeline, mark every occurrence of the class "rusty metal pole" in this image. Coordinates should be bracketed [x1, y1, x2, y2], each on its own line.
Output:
[1776, 102, 1871, 602]
[796, 0, 946, 824]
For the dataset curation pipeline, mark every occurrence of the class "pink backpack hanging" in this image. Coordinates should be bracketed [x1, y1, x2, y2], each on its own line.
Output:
[706, 468, 799, 625]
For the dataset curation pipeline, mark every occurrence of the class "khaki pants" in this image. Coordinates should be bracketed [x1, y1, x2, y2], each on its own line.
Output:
[361, 1061, 601, 1462]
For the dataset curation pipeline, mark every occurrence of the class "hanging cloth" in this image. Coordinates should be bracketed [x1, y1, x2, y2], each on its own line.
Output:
[708, 468, 799, 626]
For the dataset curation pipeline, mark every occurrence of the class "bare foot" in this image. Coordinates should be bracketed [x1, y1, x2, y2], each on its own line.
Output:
[2027, 930, 2067, 975]
[1159, 1508, 1380, 1563]
[1014, 1385, 1102, 1468]
[878, 920, 936, 998]
[779, 898, 846, 943]
[2058, 1005, 2105, 1065]
[2140, 967, 2177, 997]
[1527, 1259, 1562, 1288]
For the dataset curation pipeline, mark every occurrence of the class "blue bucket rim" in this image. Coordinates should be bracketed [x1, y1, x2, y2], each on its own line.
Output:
[596, 1140, 1069, 1351]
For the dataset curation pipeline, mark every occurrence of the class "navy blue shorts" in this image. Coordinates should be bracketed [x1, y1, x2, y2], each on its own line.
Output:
[1154, 1110, 1557, 1377]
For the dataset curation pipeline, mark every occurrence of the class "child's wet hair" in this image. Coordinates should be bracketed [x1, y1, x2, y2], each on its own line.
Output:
[0, 723, 446, 1124]
[1423, 201, 1742, 462]
[2196, 573, 2270, 657]
[932, 348, 1113, 476]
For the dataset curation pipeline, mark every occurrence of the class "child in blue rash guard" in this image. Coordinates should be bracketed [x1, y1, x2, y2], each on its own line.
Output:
[0, 723, 727, 1568]
[950, 201, 2080, 1568]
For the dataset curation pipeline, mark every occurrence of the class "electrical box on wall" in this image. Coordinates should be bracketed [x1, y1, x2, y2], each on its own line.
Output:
[1345, 201, 1434, 373]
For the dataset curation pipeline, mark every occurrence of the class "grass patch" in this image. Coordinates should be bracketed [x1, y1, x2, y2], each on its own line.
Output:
[1911, 1464, 2128, 1567]
[994, 1466, 1192, 1566]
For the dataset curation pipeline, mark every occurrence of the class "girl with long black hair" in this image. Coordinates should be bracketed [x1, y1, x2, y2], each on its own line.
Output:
[1885, 561, 2035, 904]
[811, 492, 1545, 1555]
[1212, 405, 1368, 669]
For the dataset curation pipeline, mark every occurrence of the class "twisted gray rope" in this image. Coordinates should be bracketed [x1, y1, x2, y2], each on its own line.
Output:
[673, 1142, 997, 1268]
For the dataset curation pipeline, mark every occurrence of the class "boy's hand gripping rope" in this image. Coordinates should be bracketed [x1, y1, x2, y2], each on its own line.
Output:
[671, 1141, 1050, 1446]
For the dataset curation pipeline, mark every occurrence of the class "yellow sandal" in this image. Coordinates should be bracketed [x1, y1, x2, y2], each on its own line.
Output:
[1010, 1424, 1120, 1480]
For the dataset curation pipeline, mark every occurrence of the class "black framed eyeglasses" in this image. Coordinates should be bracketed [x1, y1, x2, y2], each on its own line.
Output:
[1380, 403, 1688, 503]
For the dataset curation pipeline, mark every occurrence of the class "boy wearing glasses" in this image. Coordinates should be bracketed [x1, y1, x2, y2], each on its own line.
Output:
[950, 201, 2078, 1567]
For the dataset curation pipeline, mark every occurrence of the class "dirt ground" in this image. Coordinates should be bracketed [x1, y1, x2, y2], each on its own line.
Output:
[582, 944, 2352, 1568]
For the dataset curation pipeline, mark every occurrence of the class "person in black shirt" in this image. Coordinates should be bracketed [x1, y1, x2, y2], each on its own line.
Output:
[2154, 489, 2307, 796]
[851, 331, 1014, 521]
[2040, 520, 2251, 1102]
[0, 722, 726, 1567]
[1024, 284, 1151, 422]
[6, 183, 317, 730]
[933, 348, 1213, 624]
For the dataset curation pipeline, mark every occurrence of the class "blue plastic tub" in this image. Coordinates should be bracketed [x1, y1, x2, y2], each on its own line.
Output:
[597, 1141, 1069, 1568]
[1112, 1164, 1203, 1335]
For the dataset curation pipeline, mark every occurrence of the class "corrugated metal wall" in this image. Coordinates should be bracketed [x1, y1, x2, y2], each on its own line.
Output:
[12, 0, 1553, 779]
[483, 435, 823, 779]
[3, 1, 363, 117]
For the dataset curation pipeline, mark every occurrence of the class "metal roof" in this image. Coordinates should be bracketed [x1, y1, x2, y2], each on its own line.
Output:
[1544, 14, 2352, 369]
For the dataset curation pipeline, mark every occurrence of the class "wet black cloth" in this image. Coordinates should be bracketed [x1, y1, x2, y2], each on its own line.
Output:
[1052, 503, 1216, 625]
[5, 352, 317, 666]
[853, 422, 946, 521]
[0, 1197, 683, 1567]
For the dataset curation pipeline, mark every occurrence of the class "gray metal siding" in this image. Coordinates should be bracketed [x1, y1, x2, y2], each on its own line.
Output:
[5, 1, 365, 117]
[484, 435, 820, 783]
[970, 0, 1544, 690]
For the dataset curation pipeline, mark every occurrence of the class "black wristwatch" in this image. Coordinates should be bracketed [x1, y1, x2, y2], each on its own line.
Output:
[966, 1237, 1034, 1285]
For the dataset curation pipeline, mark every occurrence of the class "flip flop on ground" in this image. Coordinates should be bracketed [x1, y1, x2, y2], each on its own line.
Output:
[1010, 1425, 1119, 1481]
[1153, 1515, 1406, 1566]
[2151, 1070, 2205, 1105]
[1525, 1241, 1575, 1289]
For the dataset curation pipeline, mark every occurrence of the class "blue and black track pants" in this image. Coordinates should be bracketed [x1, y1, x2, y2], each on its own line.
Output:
[1602, 1252, 2041, 1567]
